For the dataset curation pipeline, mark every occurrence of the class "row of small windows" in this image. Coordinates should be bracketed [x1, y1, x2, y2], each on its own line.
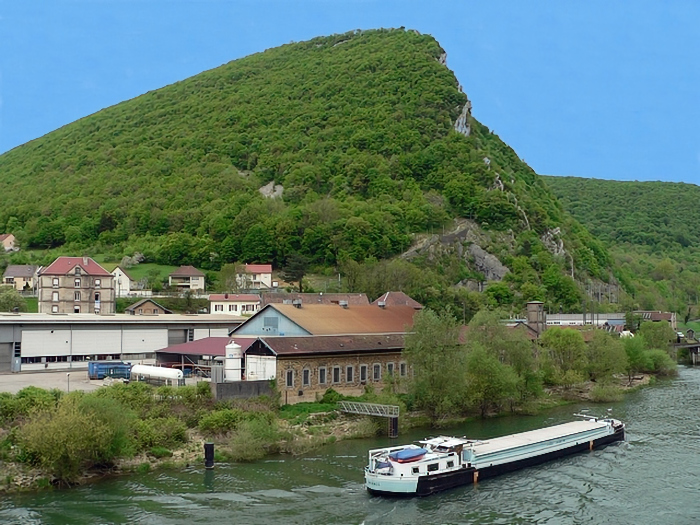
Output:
[20, 353, 155, 364]
[285, 362, 408, 388]
[213, 304, 258, 312]
[51, 292, 102, 302]
[51, 278, 102, 288]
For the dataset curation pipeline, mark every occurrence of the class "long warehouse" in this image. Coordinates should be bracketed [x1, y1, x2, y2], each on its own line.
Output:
[0, 313, 244, 372]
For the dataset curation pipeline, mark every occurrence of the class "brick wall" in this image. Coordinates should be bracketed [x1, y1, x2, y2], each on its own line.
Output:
[277, 351, 409, 405]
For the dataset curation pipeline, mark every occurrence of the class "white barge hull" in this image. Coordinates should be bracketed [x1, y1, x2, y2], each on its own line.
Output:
[365, 418, 625, 496]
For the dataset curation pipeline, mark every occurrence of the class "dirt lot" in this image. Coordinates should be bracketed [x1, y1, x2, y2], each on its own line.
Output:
[0, 370, 105, 394]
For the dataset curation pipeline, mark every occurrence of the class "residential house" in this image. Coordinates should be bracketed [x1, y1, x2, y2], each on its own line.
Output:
[168, 266, 206, 292]
[125, 299, 173, 316]
[261, 292, 369, 307]
[236, 264, 273, 290]
[209, 293, 260, 315]
[2, 265, 38, 291]
[0, 234, 16, 252]
[37, 257, 115, 314]
[112, 266, 135, 297]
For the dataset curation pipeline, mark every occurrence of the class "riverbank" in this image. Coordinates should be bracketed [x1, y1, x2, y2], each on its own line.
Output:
[0, 373, 656, 493]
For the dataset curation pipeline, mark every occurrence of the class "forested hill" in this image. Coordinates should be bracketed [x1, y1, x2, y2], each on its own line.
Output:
[0, 29, 610, 310]
[543, 175, 700, 313]
[542, 176, 700, 250]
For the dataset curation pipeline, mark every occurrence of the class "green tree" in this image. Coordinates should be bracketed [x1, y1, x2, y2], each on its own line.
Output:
[623, 335, 652, 382]
[539, 328, 587, 379]
[403, 309, 466, 421]
[585, 330, 628, 382]
[465, 344, 519, 416]
[281, 252, 310, 293]
[0, 287, 27, 312]
[638, 321, 674, 351]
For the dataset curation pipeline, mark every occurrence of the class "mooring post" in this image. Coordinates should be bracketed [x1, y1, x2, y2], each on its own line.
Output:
[388, 417, 399, 438]
[204, 442, 215, 469]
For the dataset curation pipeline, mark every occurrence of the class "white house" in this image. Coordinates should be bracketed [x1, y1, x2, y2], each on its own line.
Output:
[236, 264, 273, 290]
[209, 293, 260, 315]
[112, 266, 134, 297]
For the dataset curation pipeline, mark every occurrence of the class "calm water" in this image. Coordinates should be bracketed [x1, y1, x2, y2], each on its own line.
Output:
[3, 367, 700, 524]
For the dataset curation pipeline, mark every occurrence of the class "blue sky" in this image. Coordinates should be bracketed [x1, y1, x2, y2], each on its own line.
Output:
[1, 1, 698, 183]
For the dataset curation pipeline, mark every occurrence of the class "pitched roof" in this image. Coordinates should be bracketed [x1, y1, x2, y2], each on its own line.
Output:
[237, 303, 417, 335]
[111, 266, 135, 281]
[39, 257, 112, 277]
[261, 292, 369, 306]
[244, 264, 272, 274]
[3, 265, 38, 278]
[125, 299, 173, 314]
[209, 293, 260, 302]
[155, 337, 256, 356]
[0, 234, 13, 242]
[372, 291, 423, 309]
[252, 334, 405, 356]
[169, 265, 205, 277]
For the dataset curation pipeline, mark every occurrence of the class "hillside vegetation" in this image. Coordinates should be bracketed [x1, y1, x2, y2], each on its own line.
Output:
[543, 176, 700, 315]
[0, 29, 610, 313]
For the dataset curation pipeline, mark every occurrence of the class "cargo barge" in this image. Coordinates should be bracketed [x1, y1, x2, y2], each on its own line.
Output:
[365, 415, 625, 496]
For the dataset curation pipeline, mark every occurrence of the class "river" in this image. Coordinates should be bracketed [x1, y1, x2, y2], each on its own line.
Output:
[3, 367, 700, 524]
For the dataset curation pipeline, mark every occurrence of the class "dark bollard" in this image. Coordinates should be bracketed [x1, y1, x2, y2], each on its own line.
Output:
[204, 442, 215, 469]
[388, 417, 399, 438]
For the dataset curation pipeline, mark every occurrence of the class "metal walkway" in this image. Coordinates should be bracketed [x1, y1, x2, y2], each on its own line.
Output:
[337, 401, 399, 418]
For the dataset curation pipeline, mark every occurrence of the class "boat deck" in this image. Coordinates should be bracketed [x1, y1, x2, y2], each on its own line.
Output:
[472, 420, 609, 455]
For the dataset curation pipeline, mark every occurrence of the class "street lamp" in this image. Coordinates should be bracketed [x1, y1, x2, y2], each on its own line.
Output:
[66, 372, 70, 393]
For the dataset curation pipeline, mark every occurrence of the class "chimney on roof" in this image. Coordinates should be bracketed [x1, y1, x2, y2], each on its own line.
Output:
[83, 257, 89, 266]
[377, 301, 386, 309]
[292, 299, 302, 308]
[339, 300, 348, 309]
[224, 293, 229, 299]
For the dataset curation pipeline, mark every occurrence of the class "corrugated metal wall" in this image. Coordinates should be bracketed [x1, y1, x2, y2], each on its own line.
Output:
[71, 327, 122, 355]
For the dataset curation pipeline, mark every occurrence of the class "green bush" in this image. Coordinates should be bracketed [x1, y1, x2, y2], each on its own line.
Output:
[133, 417, 187, 450]
[590, 384, 624, 403]
[320, 388, 342, 404]
[644, 349, 677, 376]
[149, 446, 173, 459]
[228, 419, 280, 462]
[198, 409, 246, 435]
[18, 394, 136, 482]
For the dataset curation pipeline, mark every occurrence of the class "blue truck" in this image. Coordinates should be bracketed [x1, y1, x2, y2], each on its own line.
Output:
[87, 361, 132, 380]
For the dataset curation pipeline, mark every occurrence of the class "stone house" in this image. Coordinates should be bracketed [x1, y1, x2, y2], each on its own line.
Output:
[37, 257, 115, 314]
[245, 334, 408, 404]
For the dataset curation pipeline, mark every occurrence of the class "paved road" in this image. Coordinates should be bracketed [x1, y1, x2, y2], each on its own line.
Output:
[0, 370, 104, 394]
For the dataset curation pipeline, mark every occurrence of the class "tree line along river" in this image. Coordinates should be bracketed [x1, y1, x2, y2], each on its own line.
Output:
[3, 367, 700, 524]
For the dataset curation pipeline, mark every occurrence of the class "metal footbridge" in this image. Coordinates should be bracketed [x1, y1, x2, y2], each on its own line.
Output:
[337, 401, 400, 437]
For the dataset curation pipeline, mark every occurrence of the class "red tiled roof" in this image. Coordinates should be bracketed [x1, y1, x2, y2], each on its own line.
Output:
[262, 304, 417, 335]
[169, 265, 205, 277]
[209, 294, 260, 302]
[372, 291, 423, 309]
[40, 257, 112, 277]
[155, 337, 257, 356]
[253, 334, 405, 356]
[245, 264, 272, 273]
[261, 293, 369, 306]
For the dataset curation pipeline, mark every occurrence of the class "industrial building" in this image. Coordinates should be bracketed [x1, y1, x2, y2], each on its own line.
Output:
[0, 313, 244, 373]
